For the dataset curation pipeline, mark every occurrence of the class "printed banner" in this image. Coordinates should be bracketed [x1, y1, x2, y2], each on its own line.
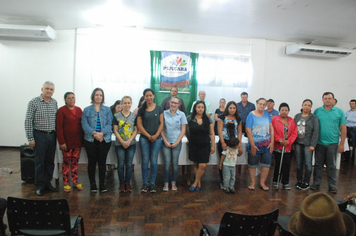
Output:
[160, 51, 191, 92]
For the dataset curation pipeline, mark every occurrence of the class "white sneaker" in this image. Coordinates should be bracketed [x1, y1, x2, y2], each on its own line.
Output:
[163, 184, 169, 192]
[172, 183, 177, 191]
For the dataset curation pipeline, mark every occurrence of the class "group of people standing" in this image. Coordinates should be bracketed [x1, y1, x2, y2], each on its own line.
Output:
[236, 92, 346, 194]
[25, 82, 347, 196]
[24, 83, 189, 195]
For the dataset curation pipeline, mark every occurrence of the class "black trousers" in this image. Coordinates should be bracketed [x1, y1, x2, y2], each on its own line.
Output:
[84, 140, 111, 186]
[273, 151, 291, 185]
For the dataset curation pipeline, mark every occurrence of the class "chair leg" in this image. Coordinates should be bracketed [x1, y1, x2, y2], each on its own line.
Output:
[80, 217, 85, 236]
[200, 227, 209, 236]
[187, 165, 192, 185]
[0, 223, 5, 236]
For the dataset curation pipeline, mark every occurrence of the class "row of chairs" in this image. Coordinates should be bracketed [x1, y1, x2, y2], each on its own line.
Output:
[4, 196, 349, 236]
[200, 201, 349, 236]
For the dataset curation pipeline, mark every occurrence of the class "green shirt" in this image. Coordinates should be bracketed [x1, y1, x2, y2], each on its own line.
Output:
[314, 106, 346, 145]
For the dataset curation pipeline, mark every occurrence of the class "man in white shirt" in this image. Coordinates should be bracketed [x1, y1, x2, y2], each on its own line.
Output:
[190, 91, 212, 117]
[25, 81, 58, 196]
[345, 99, 356, 162]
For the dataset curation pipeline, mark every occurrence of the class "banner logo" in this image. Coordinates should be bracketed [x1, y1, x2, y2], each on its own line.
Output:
[160, 51, 190, 91]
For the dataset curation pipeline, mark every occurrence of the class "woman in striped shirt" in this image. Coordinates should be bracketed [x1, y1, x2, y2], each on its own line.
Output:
[82, 88, 113, 193]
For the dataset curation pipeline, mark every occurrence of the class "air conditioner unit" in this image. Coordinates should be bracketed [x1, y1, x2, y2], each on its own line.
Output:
[0, 24, 56, 41]
[285, 44, 352, 58]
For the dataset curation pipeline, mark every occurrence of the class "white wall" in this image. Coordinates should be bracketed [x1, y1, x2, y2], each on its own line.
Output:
[0, 30, 76, 146]
[263, 40, 356, 117]
[1, 27, 356, 146]
[74, 28, 252, 111]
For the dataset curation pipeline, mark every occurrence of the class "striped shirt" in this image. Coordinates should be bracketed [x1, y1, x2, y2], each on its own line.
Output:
[25, 95, 58, 142]
[96, 112, 101, 132]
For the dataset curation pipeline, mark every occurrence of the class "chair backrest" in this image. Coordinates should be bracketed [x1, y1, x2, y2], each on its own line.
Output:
[217, 209, 279, 236]
[7, 197, 72, 235]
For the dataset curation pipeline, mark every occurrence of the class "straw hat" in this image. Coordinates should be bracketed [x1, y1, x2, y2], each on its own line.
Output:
[288, 192, 355, 236]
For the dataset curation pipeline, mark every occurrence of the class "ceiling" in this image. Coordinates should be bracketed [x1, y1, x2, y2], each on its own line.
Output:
[1, 0, 356, 48]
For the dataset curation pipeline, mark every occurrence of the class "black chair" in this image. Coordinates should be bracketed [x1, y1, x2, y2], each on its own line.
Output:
[0, 197, 6, 236]
[277, 200, 349, 236]
[7, 197, 84, 236]
[200, 209, 279, 236]
[276, 215, 293, 236]
[337, 200, 348, 212]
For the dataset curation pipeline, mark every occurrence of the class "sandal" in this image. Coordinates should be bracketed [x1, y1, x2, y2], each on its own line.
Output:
[248, 186, 255, 190]
[73, 183, 84, 191]
[260, 186, 269, 191]
[63, 185, 71, 192]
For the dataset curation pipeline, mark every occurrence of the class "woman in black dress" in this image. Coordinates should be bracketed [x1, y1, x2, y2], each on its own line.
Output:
[214, 98, 226, 135]
[187, 101, 215, 191]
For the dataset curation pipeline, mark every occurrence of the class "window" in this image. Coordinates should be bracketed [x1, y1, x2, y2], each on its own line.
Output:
[197, 54, 252, 88]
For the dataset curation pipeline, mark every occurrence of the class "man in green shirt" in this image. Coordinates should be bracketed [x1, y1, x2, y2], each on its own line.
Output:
[311, 92, 346, 194]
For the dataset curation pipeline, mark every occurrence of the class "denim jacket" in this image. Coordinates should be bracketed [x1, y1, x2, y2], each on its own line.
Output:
[81, 104, 113, 143]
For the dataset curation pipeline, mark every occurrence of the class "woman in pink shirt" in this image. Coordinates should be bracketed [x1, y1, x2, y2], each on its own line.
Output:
[271, 102, 297, 190]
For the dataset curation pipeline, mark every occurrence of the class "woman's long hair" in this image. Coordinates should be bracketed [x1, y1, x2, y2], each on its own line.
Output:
[110, 100, 121, 115]
[226, 122, 236, 139]
[219, 101, 241, 123]
[191, 101, 210, 129]
[140, 88, 155, 117]
[137, 96, 145, 109]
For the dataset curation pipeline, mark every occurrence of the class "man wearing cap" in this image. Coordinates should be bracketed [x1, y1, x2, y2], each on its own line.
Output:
[25, 81, 58, 196]
[345, 99, 356, 162]
[190, 90, 212, 117]
[266, 99, 279, 119]
[237, 92, 256, 135]
[311, 92, 347, 194]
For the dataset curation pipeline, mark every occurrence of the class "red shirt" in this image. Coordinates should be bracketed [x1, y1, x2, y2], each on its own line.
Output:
[56, 106, 83, 149]
[272, 115, 297, 152]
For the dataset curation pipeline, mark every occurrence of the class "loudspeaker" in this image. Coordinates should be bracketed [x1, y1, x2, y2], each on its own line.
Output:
[20, 145, 35, 183]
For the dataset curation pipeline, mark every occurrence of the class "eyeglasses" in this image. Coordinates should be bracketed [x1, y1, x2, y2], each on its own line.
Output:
[170, 101, 179, 105]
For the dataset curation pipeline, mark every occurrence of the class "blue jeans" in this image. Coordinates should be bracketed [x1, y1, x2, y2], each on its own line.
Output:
[313, 143, 338, 187]
[115, 144, 136, 184]
[162, 141, 182, 183]
[222, 165, 236, 188]
[33, 130, 56, 190]
[295, 143, 313, 184]
[139, 136, 162, 184]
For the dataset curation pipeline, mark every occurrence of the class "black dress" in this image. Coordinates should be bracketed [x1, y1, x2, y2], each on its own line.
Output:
[188, 116, 211, 163]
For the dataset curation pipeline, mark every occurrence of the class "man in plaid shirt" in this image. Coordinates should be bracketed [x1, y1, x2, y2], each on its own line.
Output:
[25, 81, 58, 196]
